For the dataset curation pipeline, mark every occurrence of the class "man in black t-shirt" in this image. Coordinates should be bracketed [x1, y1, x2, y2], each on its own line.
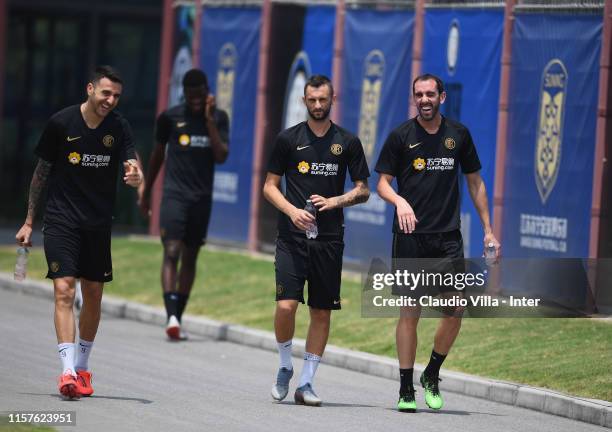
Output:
[139, 69, 229, 341]
[375, 74, 500, 412]
[15, 66, 143, 399]
[264, 75, 370, 406]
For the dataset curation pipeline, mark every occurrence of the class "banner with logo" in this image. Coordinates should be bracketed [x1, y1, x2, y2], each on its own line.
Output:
[281, 5, 336, 130]
[258, 4, 336, 245]
[169, 4, 196, 108]
[422, 9, 503, 258]
[199, 7, 261, 243]
[502, 13, 602, 257]
[341, 8, 414, 263]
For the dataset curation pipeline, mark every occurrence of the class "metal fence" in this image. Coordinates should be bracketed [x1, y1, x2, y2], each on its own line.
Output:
[426, 0, 505, 8]
[346, 0, 416, 10]
[198, 0, 263, 6]
[516, 0, 604, 12]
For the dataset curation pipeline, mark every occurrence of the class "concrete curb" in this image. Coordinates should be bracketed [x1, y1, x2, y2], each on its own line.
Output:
[1, 273, 610, 428]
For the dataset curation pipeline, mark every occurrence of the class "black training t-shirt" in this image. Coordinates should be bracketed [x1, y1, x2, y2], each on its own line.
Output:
[35, 104, 136, 229]
[267, 121, 370, 237]
[155, 104, 229, 201]
[375, 116, 481, 233]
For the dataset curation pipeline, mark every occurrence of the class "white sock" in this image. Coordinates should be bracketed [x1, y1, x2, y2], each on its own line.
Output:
[298, 352, 321, 387]
[75, 338, 94, 371]
[277, 340, 293, 370]
[58, 343, 76, 376]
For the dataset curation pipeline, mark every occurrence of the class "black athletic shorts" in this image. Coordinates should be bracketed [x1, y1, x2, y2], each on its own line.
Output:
[391, 229, 465, 297]
[274, 234, 344, 310]
[160, 195, 212, 247]
[43, 223, 112, 282]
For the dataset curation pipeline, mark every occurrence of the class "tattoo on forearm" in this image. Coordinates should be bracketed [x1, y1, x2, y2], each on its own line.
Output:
[336, 184, 369, 208]
[26, 160, 52, 221]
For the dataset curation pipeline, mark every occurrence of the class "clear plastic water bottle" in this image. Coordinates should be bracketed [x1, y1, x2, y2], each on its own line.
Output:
[14, 246, 29, 281]
[484, 242, 496, 266]
[304, 199, 318, 239]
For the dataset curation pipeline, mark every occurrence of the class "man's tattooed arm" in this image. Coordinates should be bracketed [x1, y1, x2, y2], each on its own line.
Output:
[25, 159, 53, 224]
[335, 180, 370, 208]
[309, 180, 370, 212]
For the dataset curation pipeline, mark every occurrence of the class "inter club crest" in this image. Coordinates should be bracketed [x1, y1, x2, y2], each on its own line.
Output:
[358, 50, 384, 162]
[535, 59, 568, 204]
[216, 43, 237, 125]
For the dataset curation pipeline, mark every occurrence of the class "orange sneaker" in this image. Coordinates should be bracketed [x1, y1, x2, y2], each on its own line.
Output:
[58, 372, 80, 399]
[76, 370, 94, 396]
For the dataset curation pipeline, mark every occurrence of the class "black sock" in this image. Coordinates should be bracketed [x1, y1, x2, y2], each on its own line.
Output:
[176, 293, 189, 322]
[399, 368, 414, 396]
[163, 292, 179, 320]
[424, 350, 447, 378]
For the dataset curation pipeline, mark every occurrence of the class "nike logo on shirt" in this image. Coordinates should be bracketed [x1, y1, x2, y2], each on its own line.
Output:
[408, 142, 422, 149]
[67, 136, 81, 142]
[297, 145, 310, 151]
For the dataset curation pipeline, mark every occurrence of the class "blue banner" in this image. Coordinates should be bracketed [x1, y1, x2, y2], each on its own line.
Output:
[422, 9, 503, 258]
[200, 7, 261, 243]
[282, 5, 335, 131]
[502, 14, 602, 257]
[341, 9, 414, 263]
[169, 5, 196, 107]
[303, 6, 335, 76]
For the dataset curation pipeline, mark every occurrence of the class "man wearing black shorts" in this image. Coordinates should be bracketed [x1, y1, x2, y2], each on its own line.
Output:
[264, 75, 370, 406]
[15, 66, 143, 399]
[139, 69, 229, 340]
[375, 73, 500, 412]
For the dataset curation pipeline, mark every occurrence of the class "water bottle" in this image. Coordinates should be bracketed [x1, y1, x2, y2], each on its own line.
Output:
[484, 242, 496, 266]
[304, 199, 318, 239]
[14, 246, 29, 281]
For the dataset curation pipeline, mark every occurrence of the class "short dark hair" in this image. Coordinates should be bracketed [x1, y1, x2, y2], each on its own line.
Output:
[412, 73, 444, 95]
[304, 74, 334, 97]
[90, 65, 123, 85]
[182, 69, 208, 88]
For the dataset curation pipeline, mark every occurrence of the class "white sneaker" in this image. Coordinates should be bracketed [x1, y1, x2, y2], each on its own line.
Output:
[271, 367, 294, 401]
[166, 315, 181, 340]
[294, 383, 322, 406]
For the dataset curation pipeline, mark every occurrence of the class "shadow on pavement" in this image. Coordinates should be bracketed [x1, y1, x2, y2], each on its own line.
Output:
[20, 392, 154, 404]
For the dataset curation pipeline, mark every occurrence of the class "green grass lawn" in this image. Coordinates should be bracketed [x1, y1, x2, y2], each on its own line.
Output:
[0, 424, 55, 432]
[1, 238, 610, 401]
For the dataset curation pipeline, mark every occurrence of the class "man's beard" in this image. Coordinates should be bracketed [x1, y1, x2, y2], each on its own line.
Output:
[307, 105, 331, 121]
[417, 101, 440, 120]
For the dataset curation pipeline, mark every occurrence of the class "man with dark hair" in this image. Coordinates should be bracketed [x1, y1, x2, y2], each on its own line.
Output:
[412, 72, 444, 95]
[375, 73, 500, 412]
[264, 74, 370, 406]
[303, 74, 334, 97]
[139, 68, 229, 340]
[90, 65, 123, 86]
[15, 65, 143, 399]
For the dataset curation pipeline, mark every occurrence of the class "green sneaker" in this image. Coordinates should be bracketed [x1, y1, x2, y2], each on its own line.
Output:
[397, 389, 417, 412]
[420, 372, 443, 410]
